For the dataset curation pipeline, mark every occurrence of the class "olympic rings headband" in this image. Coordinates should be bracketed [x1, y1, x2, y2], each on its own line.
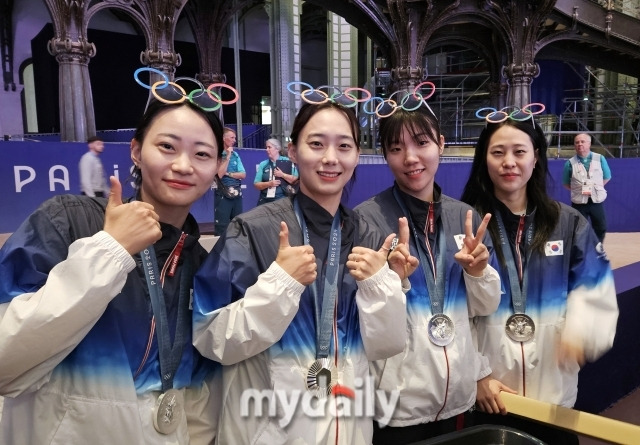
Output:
[287, 81, 438, 119]
[134, 67, 239, 112]
[475, 103, 545, 124]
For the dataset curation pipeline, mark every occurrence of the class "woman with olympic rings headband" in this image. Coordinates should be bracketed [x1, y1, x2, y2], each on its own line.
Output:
[134, 67, 245, 237]
[461, 105, 618, 444]
[354, 85, 501, 444]
[192, 99, 414, 444]
[0, 90, 225, 444]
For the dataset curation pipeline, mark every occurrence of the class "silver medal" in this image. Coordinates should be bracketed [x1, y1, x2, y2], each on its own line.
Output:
[505, 314, 535, 342]
[428, 314, 455, 346]
[153, 388, 183, 435]
[306, 357, 337, 398]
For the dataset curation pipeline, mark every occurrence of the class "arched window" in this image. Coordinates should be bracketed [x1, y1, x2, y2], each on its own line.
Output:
[18, 58, 38, 133]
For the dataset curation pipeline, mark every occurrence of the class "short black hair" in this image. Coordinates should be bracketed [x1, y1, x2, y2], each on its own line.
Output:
[87, 136, 103, 143]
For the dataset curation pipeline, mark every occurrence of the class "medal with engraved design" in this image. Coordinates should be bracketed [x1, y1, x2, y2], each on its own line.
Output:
[505, 313, 535, 342]
[306, 357, 337, 398]
[153, 388, 183, 435]
[428, 313, 455, 346]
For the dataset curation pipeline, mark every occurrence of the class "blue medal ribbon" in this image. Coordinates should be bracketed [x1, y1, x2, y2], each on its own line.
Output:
[141, 244, 192, 392]
[392, 187, 446, 316]
[494, 210, 534, 314]
[293, 198, 341, 359]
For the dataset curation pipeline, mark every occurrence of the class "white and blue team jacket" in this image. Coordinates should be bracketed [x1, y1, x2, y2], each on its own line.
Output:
[355, 185, 502, 426]
[0, 195, 217, 445]
[193, 194, 407, 445]
[475, 201, 618, 407]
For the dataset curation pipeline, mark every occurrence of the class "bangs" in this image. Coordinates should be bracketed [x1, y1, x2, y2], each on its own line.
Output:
[380, 109, 440, 156]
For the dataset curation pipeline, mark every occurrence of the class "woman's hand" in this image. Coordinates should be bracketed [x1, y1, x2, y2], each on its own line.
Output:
[557, 337, 585, 371]
[347, 234, 397, 281]
[454, 210, 492, 277]
[387, 217, 419, 280]
[273, 167, 285, 179]
[103, 176, 161, 255]
[476, 375, 517, 415]
[275, 222, 317, 285]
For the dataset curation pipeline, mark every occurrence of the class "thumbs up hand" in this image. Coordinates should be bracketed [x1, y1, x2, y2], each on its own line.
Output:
[275, 222, 317, 285]
[103, 176, 162, 255]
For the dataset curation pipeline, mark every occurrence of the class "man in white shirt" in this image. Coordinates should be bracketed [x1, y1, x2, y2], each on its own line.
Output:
[78, 136, 109, 197]
[562, 133, 612, 242]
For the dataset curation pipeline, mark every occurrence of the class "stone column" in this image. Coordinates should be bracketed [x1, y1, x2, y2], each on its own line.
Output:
[502, 62, 539, 107]
[267, 0, 299, 142]
[47, 36, 96, 141]
[140, 48, 181, 114]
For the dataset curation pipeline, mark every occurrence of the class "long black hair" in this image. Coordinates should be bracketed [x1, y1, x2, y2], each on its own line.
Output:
[461, 118, 560, 263]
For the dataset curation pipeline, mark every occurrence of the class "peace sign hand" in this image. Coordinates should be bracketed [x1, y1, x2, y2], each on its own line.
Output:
[453, 210, 492, 277]
[387, 217, 419, 280]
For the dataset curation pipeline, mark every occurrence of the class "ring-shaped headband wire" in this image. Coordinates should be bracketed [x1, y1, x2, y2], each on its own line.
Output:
[343, 87, 372, 103]
[135, 67, 239, 112]
[286, 81, 314, 97]
[206, 83, 240, 105]
[315, 85, 355, 108]
[152, 81, 187, 105]
[359, 86, 440, 119]
[134, 67, 169, 90]
[362, 96, 384, 115]
[476, 103, 546, 127]
[285, 82, 440, 120]
[413, 81, 436, 100]
[375, 98, 398, 118]
[301, 88, 330, 105]
[372, 89, 408, 118]
[330, 91, 358, 108]
[173, 76, 206, 99]
[401, 91, 424, 112]
[189, 89, 222, 112]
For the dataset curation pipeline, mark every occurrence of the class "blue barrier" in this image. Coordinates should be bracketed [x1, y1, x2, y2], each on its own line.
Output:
[1, 140, 639, 233]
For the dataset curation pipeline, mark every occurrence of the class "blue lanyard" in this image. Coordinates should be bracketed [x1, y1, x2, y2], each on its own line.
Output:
[494, 211, 534, 314]
[392, 187, 446, 315]
[141, 244, 192, 392]
[293, 198, 341, 359]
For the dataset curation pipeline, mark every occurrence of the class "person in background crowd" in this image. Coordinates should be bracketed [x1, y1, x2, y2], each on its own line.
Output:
[461, 116, 618, 445]
[214, 127, 246, 235]
[0, 99, 223, 444]
[254, 138, 299, 206]
[192, 101, 412, 444]
[79, 136, 109, 197]
[355, 102, 501, 445]
[562, 132, 612, 242]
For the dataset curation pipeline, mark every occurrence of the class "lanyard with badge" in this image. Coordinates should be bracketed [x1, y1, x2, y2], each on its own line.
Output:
[393, 187, 454, 346]
[578, 156, 594, 196]
[141, 234, 192, 434]
[494, 211, 536, 342]
[266, 161, 277, 198]
[293, 198, 340, 398]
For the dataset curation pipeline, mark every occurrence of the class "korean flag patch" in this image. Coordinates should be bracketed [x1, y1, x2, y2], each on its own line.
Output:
[545, 240, 563, 256]
[454, 234, 465, 250]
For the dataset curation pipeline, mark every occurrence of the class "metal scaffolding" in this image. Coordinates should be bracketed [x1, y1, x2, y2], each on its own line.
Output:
[396, 58, 640, 158]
